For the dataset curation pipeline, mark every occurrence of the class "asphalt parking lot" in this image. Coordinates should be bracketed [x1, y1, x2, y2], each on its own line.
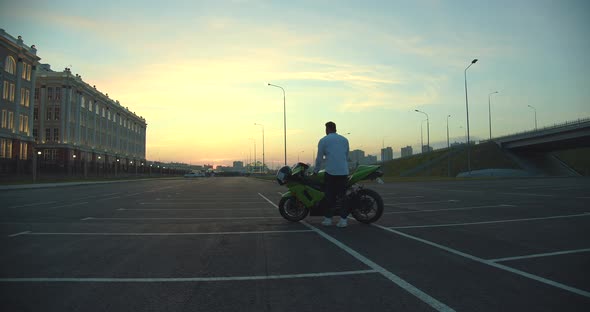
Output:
[1, 177, 589, 311]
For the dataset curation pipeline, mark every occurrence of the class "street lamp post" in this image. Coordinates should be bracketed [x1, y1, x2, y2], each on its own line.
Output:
[527, 105, 537, 130]
[447, 115, 451, 177]
[254, 123, 265, 174]
[249, 137, 256, 173]
[415, 110, 429, 152]
[488, 91, 498, 140]
[464, 58, 478, 172]
[268, 83, 287, 166]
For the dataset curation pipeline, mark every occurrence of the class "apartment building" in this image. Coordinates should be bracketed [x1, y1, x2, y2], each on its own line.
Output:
[0, 29, 40, 174]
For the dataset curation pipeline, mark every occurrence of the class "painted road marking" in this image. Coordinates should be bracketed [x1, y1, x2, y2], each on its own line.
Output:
[118, 208, 269, 211]
[138, 202, 267, 205]
[373, 224, 590, 299]
[389, 213, 590, 229]
[10, 230, 314, 236]
[383, 196, 425, 199]
[489, 248, 590, 262]
[8, 231, 31, 237]
[8, 201, 58, 209]
[82, 216, 283, 221]
[385, 200, 459, 206]
[384, 204, 516, 215]
[48, 202, 89, 209]
[499, 192, 553, 197]
[258, 193, 455, 312]
[0, 270, 377, 283]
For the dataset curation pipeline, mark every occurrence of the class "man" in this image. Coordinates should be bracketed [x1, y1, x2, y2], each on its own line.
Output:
[314, 121, 350, 227]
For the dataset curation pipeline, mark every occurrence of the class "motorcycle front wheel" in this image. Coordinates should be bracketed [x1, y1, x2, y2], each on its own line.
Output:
[278, 196, 309, 222]
[350, 189, 384, 224]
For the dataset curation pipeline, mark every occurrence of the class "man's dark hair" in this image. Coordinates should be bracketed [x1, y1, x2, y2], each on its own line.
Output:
[325, 121, 337, 132]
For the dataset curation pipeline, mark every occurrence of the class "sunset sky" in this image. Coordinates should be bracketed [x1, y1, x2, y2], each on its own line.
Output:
[2, 0, 589, 167]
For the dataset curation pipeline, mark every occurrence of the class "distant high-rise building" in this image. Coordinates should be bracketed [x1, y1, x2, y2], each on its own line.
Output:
[401, 146, 413, 157]
[422, 145, 433, 153]
[381, 147, 393, 162]
[365, 154, 377, 164]
[349, 149, 365, 165]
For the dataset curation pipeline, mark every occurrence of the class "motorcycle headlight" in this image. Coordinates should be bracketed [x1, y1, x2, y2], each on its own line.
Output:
[276, 166, 292, 185]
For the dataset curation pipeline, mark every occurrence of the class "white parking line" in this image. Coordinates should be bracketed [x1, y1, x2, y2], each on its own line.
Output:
[489, 248, 590, 262]
[8, 201, 58, 209]
[138, 202, 267, 205]
[8, 231, 31, 237]
[384, 204, 515, 215]
[118, 208, 268, 211]
[82, 216, 283, 221]
[373, 224, 590, 299]
[389, 213, 590, 229]
[258, 193, 455, 312]
[0, 270, 377, 283]
[385, 200, 459, 206]
[48, 202, 89, 209]
[11, 230, 314, 236]
[499, 193, 553, 197]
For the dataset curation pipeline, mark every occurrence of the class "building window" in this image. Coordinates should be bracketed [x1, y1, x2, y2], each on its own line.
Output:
[89, 101, 93, 112]
[4, 56, 16, 74]
[33, 128, 38, 142]
[21, 63, 29, 80]
[19, 114, 24, 132]
[8, 111, 14, 130]
[25, 89, 30, 107]
[2, 81, 8, 99]
[20, 88, 26, 106]
[27, 64, 32, 81]
[95, 103, 99, 115]
[34, 88, 39, 100]
[0, 138, 10, 158]
[23, 115, 29, 134]
[45, 128, 51, 142]
[34, 107, 38, 121]
[54, 106, 60, 120]
[102, 107, 106, 118]
[46, 106, 52, 120]
[19, 142, 28, 160]
[53, 128, 59, 142]
[1, 110, 6, 128]
[9, 83, 15, 102]
[47, 87, 53, 100]
[55, 87, 61, 100]
[108, 110, 111, 120]
[81, 96, 86, 108]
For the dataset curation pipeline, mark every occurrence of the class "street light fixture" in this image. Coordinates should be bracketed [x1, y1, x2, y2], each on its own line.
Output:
[254, 123, 265, 174]
[488, 91, 499, 140]
[415, 109, 429, 152]
[527, 105, 537, 130]
[268, 83, 287, 166]
[464, 58, 478, 172]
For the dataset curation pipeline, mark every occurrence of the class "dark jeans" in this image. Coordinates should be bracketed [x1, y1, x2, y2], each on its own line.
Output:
[324, 173, 348, 218]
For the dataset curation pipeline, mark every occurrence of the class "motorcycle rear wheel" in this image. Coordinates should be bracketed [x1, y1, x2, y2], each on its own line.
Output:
[350, 189, 384, 224]
[278, 196, 309, 222]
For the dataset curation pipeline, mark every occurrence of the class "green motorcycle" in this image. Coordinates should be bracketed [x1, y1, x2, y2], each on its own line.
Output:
[276, 162, 385, 223]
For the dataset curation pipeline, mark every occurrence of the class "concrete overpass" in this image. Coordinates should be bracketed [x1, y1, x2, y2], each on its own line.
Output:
[490, 118, 590, 176]
[494, 118, 590, 151]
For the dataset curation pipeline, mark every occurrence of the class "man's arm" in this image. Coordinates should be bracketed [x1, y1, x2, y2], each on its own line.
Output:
[314, 139, 324, 173]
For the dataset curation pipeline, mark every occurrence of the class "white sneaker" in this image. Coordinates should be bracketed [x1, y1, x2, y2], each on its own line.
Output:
[336, 218, 348, 228]
[321, 217, 332, 226]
